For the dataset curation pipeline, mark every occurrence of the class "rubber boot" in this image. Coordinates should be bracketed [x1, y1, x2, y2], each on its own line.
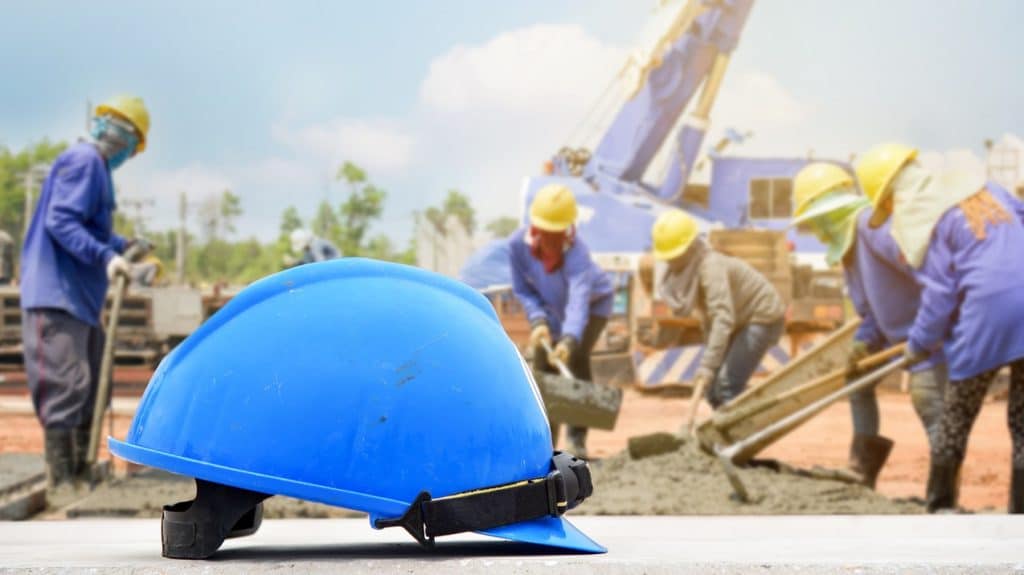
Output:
[1010, 467, 1024, 514]
[44, 428, 73, 488]
[926, 457, 961, 513]
[567, 426, 589, 460]
[71, 426, 94, 488]
[44, 428, 81, 508]
[848, 434, 894, 489]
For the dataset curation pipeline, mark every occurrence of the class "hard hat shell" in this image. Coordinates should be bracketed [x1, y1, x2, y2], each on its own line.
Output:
[651, 209, 699, 261]
[855, 143, 918, 227]
[792, 163, 855, 223]
[109, 259, 603, 553]
[95, 94, 151, 153]
[529, 184, 578, 232]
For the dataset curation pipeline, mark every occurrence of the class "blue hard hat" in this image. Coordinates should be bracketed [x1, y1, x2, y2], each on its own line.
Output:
[110, 259, 603, 558]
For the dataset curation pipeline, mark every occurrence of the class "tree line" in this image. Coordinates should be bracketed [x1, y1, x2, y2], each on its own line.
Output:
[0, 140, 521, 286]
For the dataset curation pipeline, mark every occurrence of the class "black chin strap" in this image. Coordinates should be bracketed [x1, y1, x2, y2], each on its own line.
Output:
[162, 479, 270, 559]
[375, 451, 593, 548]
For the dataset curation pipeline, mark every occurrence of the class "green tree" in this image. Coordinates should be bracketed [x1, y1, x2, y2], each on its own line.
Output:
[279, 205, 303, 237]
[311, 199, 340, 241]
[335, 161, 386, 256]
[423, 189, 477, 236]
[219, 190, 242, 236]
[0, 140, 68, 261]
[485, 216, 519, 238]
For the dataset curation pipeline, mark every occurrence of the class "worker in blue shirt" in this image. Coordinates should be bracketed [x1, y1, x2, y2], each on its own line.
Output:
[289, 229, 341, 266]
[859, 143, 1024, 513]
[20, 95, 150, 494]
[791, 161, 948, 491]
[510, 184, 614, 458]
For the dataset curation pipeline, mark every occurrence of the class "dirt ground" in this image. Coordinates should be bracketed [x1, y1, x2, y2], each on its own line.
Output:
[1, 388, 1014, 513]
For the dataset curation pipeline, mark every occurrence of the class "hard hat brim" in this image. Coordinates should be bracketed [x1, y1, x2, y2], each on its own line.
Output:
[653, 236, 694, 261]
[529, 215, 573, 233]
[790, 192, 863, 228]
[111, 437, 607, 553]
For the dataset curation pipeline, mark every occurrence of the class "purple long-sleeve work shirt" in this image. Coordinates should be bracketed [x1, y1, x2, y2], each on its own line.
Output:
[509, 228, 614, 342]
[20, 142, 126, 326]
[908, 183, 1024, 380]
[844, 209, 943, 373]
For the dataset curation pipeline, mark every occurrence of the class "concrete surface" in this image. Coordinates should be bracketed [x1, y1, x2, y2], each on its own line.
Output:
[2, 516, 1023, 573]
[0, 453, 45, 520]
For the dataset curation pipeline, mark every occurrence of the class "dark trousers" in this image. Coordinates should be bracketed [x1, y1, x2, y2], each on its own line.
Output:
[22, 308, 104, 429]
[934, 359, 1024, 466]
[536, 315, 608, 449]
[706, 319, 785, 408]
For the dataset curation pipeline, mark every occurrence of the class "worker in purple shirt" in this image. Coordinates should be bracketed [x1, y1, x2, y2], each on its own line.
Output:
[510, 184, 614, 458]
[791, 162, 948, 490]
[20, 95, 150, 496]
[858, 143, 1024, 513]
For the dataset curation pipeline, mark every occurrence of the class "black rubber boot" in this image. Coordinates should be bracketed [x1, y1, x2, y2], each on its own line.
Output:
[926, 457, 961, 513]
[71, 426, 94, 487]
[44, 428, 73, 488]
[848, 434, 894, 489]
[1010, 466, 1024, 514]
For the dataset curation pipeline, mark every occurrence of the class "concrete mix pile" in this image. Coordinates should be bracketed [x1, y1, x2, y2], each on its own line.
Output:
[578, 437, 923, 515]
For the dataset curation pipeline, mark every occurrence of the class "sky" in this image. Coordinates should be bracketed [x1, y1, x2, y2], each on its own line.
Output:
[1, 1, 1022, 245]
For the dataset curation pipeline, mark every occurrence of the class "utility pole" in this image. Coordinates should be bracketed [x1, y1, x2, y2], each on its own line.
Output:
[176, 192, 187, 285]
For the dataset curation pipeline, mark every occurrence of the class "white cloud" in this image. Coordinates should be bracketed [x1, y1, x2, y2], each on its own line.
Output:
[714, 72, 806, 132]
[275, 117, 415, 174]
[420, 24, 626, 114]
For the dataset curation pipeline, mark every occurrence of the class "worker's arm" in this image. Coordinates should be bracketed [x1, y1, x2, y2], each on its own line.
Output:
[43, 157, 117, 267]
[696, 260, 734, 380]
[844, 260, 884, 351]
[509, 249, 548, 326]
[907, 219, 957, 356]
[559, 245, 599, 342]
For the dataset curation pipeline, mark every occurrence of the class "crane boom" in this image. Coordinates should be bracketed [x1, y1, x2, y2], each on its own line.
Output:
[581, 0, 755, 203]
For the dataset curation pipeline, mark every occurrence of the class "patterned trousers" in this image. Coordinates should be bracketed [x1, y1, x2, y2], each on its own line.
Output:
[933, 359, 1024, 466]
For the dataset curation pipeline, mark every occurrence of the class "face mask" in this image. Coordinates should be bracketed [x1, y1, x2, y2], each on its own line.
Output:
[91, 115, 139, 171]
[806, 192, 869, 266]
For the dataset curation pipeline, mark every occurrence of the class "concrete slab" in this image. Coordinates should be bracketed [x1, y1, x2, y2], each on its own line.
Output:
[2, 515, 1024, 573]
[0, 453, 45, 520]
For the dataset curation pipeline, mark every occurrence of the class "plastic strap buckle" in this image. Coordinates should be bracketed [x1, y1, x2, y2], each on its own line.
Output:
[373, 491, 436, 549]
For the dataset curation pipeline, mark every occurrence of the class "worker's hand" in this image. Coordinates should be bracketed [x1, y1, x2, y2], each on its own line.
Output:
[106, 254, 130, 281]
[528, 322, 551, 351]
[847, 339, 871, 373]
[903, 345, 929, 368]
[550, 337, 575, 367]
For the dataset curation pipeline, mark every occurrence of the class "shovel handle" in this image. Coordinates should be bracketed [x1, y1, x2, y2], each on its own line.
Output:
[86, 272, 128, 465]
[685, 376, 709, 436]
[540, 340, 574, 379]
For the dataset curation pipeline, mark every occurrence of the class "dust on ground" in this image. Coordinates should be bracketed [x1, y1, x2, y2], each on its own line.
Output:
[579, 436, 923, 515]
[62, 469, 363, 519]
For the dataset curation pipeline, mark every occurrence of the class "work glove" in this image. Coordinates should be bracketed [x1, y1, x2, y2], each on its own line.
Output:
[847, 339, 871, 373]
[528, 322, 552, 351]
[903, 344, 929, 368]
[106, 254, 131, 281]
[550, 337, 575, 368]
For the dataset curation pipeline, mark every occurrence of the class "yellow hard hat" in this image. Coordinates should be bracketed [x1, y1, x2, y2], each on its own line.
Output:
[855, 143, 917, 225]
[529, 184, 577, 232]
[95, 94, 151, 154]
[792, 163, 854, 221]
[144, 255, 164, 281]
[651, 209, 699, 261]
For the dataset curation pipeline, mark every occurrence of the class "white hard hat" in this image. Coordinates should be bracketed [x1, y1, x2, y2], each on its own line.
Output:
[290, 229, 313, 254]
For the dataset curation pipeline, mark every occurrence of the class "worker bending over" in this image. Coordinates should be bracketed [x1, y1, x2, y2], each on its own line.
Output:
[289, 229, 341, 266]
[862, 142, 1024, 513]
[791, 161, 947, 488]
[651, 209, 785, 411]
[19, 95, 150, 494]
[510, 184, 613, 458]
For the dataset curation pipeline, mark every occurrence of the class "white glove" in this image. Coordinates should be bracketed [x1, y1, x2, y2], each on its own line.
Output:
[107, 255, 131, 281]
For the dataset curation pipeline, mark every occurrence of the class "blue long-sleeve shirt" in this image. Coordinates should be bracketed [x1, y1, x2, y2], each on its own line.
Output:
[908, 183, 1024, 380]
[20, 142, 126, 326]
[844, 209, 943, 372]
[508, 228, 614, 342]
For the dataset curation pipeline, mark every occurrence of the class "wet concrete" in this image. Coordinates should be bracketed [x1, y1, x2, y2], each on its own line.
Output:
[583, 438, 923, 515]
[62, 469, 363, 519]
[2, 516, 1022, 573]
[0, 453, 44, 496]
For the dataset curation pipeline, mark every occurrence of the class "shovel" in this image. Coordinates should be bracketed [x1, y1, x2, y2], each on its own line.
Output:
[715, 352, 909, 503]
[532, 340, 623, 430]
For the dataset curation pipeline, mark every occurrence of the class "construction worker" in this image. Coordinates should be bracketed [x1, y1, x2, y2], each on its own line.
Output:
[510, 184, 614, 458]
[857, 142, 1024, 513]
[651, 209, 786, 411]
[289, 229, 341, 266]
[129, 253, 163, 287]
[19, 95, 150, 494]
[791, 161, 948, 489]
